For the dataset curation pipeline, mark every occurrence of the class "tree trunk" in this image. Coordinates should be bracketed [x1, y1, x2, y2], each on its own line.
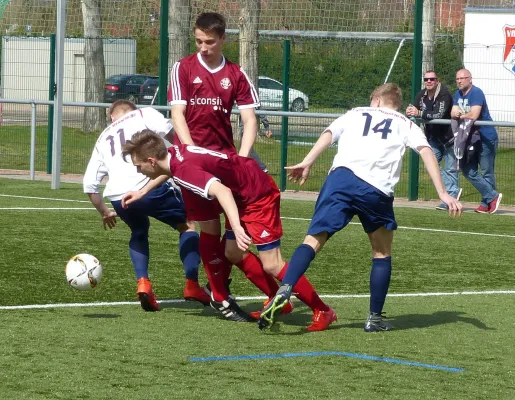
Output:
[169, 0, 191, 79]
[422, 0, 435, 79]
[239, 0, 260, 89]
[82, 0, 106, 132]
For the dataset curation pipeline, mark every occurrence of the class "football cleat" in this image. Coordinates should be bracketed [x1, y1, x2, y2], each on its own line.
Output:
[137, 277, 160, 312]
[183, 279, 211, 306]
[258, 284, 292, 330]
[210, 296, 254, 322]
[307, 307, 338, 332]
[364, 312, 393, 332]
[249, 298, 294, 320]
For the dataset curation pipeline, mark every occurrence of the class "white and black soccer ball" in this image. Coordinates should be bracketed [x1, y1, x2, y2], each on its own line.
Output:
[65, 253, 103, 291]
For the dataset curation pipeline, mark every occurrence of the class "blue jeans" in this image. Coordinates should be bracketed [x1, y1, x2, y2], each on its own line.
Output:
[461, 137, 498, 206]
[428, 138, 460, 198]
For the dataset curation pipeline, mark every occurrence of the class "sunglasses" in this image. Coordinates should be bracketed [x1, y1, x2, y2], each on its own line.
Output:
[423, 77, 437, 82]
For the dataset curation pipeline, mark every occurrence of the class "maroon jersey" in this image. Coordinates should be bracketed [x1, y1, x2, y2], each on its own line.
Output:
[168, 144, 276, 207]
[168, 53, 259, 152]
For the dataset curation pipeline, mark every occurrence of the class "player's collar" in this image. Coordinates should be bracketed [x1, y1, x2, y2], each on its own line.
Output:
[197, 52, 226, 73]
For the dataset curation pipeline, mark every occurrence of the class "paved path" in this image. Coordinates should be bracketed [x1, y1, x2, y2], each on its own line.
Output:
[2, 169, 514, 216]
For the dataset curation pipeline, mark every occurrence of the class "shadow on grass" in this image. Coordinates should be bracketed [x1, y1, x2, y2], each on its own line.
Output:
[339, 311, 495, 331]
[83, 313, 121, 319]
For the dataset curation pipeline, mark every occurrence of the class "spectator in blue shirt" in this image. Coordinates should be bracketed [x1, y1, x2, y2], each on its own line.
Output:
[451, 69, 502, 214]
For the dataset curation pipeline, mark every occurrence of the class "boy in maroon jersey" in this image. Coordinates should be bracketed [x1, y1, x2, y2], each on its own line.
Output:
[168, 12, 280, 317]
[122, 130, 338, 331]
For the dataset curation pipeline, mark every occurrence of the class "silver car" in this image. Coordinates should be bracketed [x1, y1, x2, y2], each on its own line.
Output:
[258, 76, 309, 112]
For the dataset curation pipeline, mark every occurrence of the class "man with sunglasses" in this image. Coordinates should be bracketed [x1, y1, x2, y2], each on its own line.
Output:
[406, 71, 461, 210]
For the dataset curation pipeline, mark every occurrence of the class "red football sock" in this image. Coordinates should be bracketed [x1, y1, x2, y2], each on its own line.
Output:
[219, 234, 233, 283]
[199, 232, 230, 301]
[236, 252, 279, 297]
[277, 262, 328, 311]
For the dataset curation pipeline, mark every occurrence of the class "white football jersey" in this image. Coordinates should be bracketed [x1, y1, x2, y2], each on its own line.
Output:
[327, 107, 429, 196]
[83, 107, 173, 201]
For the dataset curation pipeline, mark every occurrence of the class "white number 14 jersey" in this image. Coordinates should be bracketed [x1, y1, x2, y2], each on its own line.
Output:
[327, 107, 429, 196]
[83, 107, 172, 201]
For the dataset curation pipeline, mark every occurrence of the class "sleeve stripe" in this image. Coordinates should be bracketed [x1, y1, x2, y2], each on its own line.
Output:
[171, 62, 181, 102]
[240, 67, 260, 105]
[172, 177, 210, 199]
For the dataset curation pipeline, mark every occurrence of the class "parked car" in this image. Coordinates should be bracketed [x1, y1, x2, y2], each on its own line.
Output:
[138, 77, 159, 105]
[258, 76, 309, 112]
[104, 74, 157, 103]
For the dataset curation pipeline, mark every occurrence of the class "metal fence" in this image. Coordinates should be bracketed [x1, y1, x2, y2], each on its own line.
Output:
[1, 98, 514, 206]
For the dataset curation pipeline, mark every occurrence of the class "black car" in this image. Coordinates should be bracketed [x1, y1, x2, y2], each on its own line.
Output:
[138, 77, 159, 105]
[105, 74, 157, 103]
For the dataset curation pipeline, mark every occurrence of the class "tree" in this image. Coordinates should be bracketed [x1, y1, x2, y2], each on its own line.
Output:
[238, 0, 260, 99]
[422, 0, 435, 77]
[81, 0, 106, 132]
[169, 0, 191, 79]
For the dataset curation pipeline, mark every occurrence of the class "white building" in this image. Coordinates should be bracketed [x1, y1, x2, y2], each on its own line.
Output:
[1, 36, 136, 102]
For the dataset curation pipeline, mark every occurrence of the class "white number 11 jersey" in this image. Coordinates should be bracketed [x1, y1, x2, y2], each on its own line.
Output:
[327, 107, 429, 196]
[83, 107, 172, 201]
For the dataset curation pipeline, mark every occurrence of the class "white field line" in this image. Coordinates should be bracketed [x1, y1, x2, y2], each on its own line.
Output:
[1, 194, 514, 239]
[282, 217, 515, 239]
[1, 290, 514, 311]
[0, 194, 90, 203]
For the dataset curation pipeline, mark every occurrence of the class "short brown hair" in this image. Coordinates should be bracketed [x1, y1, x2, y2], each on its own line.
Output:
[194, 12, 226, 37]
[109, 99, 137, 117]
[122, 129, 168, 162]
[370, 83, 402, 110]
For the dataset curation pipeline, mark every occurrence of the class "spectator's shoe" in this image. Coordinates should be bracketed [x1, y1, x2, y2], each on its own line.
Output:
[307, 307, 338, 332]
[210, 296, 254, 322]
[249, 298, 294, 320]
[364, 312, 393, 332]
[435, 202, 448, 211]
[258, 284, 292, 330]
[475, 204, 489, 214]
[488, 193, 502, 214]
[183, 279, 211, 306]
[205, 278, 235, 301]
[137, 277, 160, 312]
[456, 188, 463, 201]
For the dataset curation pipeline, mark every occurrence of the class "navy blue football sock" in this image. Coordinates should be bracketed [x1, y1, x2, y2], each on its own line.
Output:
[369, 256, 392, 314]
[179, 231, 201, 281]
[129, 237, 150, 280]
[281, 244, 316, 287]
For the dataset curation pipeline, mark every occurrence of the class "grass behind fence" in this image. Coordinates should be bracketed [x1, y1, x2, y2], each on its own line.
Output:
[1, 124, 514, 205]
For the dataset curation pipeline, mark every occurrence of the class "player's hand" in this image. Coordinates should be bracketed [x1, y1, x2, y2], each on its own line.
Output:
[233, 225, 252, 252]
[121, 191, 143, 208]
[439, 193, 463, 217]
[265, 130, 273, 138]
[102, 211, 117, 230]
[284, 162, 312, 186]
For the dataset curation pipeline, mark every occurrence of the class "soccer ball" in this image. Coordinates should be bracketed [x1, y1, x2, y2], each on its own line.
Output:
[65, 253, 103, 290]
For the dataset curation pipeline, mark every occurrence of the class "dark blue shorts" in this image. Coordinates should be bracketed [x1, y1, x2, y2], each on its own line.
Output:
[111, 182, 187, 232]
[307, 167, 397, 238]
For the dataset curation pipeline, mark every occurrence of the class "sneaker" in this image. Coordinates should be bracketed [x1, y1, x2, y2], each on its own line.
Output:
[257, 284, 293, 330]
[475, 204, 489, 214]
[183, 279, 211, 306]
[205, 278, 235, 301]
[137, 277, 160, 312]
[435, 202, 448, 211]
[249, 298, 294, 320]
[488, 193, 502, 214]
[210, 296, 255, 322]
[307, 307, 338, 332]
[364, 312, 393, 332]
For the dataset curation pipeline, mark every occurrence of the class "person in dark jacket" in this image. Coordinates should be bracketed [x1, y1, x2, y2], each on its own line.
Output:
[406, 70, 461, 210]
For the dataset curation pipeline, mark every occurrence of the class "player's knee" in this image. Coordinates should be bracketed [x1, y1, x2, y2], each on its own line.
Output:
[224, 247, 244, 264]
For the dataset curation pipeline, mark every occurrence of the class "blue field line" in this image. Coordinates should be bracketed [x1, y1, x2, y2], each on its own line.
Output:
[189, 351, 465, 372]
